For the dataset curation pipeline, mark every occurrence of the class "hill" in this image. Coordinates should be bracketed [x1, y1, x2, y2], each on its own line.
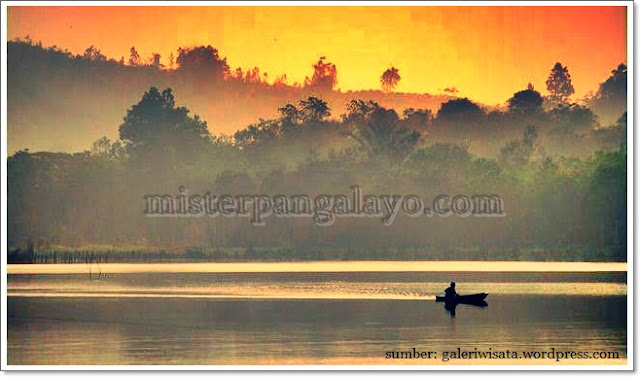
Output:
[8, 41, 452, 153]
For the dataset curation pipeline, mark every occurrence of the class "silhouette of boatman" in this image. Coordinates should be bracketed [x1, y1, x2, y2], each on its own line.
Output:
[443, 282, 458, 317]
[444, 282, 457, 299]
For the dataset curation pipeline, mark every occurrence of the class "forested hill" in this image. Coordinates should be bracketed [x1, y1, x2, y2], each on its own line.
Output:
[8, 40, 452, 153]
[7, 39, 627, 262]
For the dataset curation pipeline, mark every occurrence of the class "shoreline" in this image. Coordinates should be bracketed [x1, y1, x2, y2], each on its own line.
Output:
[7, 261, 628, 275]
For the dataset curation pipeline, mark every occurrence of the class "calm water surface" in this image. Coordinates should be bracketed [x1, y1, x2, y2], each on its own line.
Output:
[7, 262, 628, 365]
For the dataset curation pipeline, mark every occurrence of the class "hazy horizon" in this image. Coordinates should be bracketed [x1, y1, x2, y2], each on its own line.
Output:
[8, 6, 626, 104]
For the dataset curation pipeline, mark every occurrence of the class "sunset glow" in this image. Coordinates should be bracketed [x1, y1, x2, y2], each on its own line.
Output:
[5, 3, 630, 368]
[8, 5, 627, 105]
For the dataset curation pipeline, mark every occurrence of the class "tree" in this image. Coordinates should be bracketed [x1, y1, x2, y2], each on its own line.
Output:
[274, 74, 288, 88]
[128, 46, 141, 66]
[381, 66, 401, 92]
[345, 100, 421, 163]
[278, 103, 301, 122]
[176, 45, 229, 80]
[309, 57, 337, 91]
[150, 53, 162, 69]
[436, 98, 485, 125]
[277, 103, 302, 133]
[598, 63, 626, 99]
[82, 45, 106, 62]
[342, 99, 378, 123]
[299, 97, 330, 123]
[234, 67, 244, 80]
[587, 148, 626, 257]
[546, 62, 575, 104]
[549, 104, 598, 134]
[586, 63, 627, 126]
[507, 87, 543, 115]
[244, 67, 261, 83]
[119, 87, 210, 157]
[91, 136, 125, 162]
[233, 119, 281, 147]
[402, 108, 431, 130]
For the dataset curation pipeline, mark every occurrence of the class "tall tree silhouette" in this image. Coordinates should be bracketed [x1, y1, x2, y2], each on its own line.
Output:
[587, 63, 627, 126]
[546, 62, 575, 104]
[128, 46, 141, 66]
[119, 87, 210, 159]
[309, 57, 337, 91]
[598, 63, 627, 99]
[150, 53, 162, 69]
[381, 66, 401, 92]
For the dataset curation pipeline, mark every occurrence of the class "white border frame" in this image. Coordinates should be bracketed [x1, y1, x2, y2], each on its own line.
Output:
[0, 0, 634, 372]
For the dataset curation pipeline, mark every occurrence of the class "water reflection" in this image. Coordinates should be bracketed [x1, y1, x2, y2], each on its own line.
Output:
[443, 300, 488, 317]
[7, 266, 627, 365]
[8, 294, 626, 365]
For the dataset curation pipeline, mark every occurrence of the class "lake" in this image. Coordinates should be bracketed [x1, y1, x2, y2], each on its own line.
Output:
[6, 261, 628, 366]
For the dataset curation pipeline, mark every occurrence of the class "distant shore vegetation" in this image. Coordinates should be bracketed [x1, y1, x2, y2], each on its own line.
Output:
[8, 39, 627, 262]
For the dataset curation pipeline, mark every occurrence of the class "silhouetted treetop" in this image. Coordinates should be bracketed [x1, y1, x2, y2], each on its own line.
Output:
[176, 45, 230, 79]
[507, 88, 543, 115]
[278, 103, 301, 123]
[129, 46, 141, 66]
[436, 98, 485, 124]
[150, 52, 163, 69]
[119, 87, 210, 153]
[83, 45, 107, 62]
[546, 62, 575, 103]
[299, 96, 331, 123]
[598, 63, 626, 99]
[309, 57, 337, 91]
[585, 63, 627, 127]
[342, 99, 380, 124]
[381, 67, 401, 92]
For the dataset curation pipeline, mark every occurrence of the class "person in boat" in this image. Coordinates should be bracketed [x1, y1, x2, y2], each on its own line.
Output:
[444, 282, 457, 299]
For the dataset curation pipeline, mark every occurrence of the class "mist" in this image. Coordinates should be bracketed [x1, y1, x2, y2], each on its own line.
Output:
[7, 39, 627, 262]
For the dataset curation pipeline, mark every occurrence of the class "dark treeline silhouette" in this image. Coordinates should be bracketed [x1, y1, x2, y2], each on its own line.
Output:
[7, 39, 627, 262]
[8, 39, 451, 154]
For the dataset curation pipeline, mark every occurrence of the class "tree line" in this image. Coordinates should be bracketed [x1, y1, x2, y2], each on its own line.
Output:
[7, 39, 627, 262]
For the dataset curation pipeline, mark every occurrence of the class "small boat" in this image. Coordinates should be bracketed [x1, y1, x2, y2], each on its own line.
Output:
[436, 293, 488, 305]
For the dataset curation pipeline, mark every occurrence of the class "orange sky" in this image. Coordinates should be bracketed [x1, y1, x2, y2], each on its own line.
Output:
[7, 6, 627, 105]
